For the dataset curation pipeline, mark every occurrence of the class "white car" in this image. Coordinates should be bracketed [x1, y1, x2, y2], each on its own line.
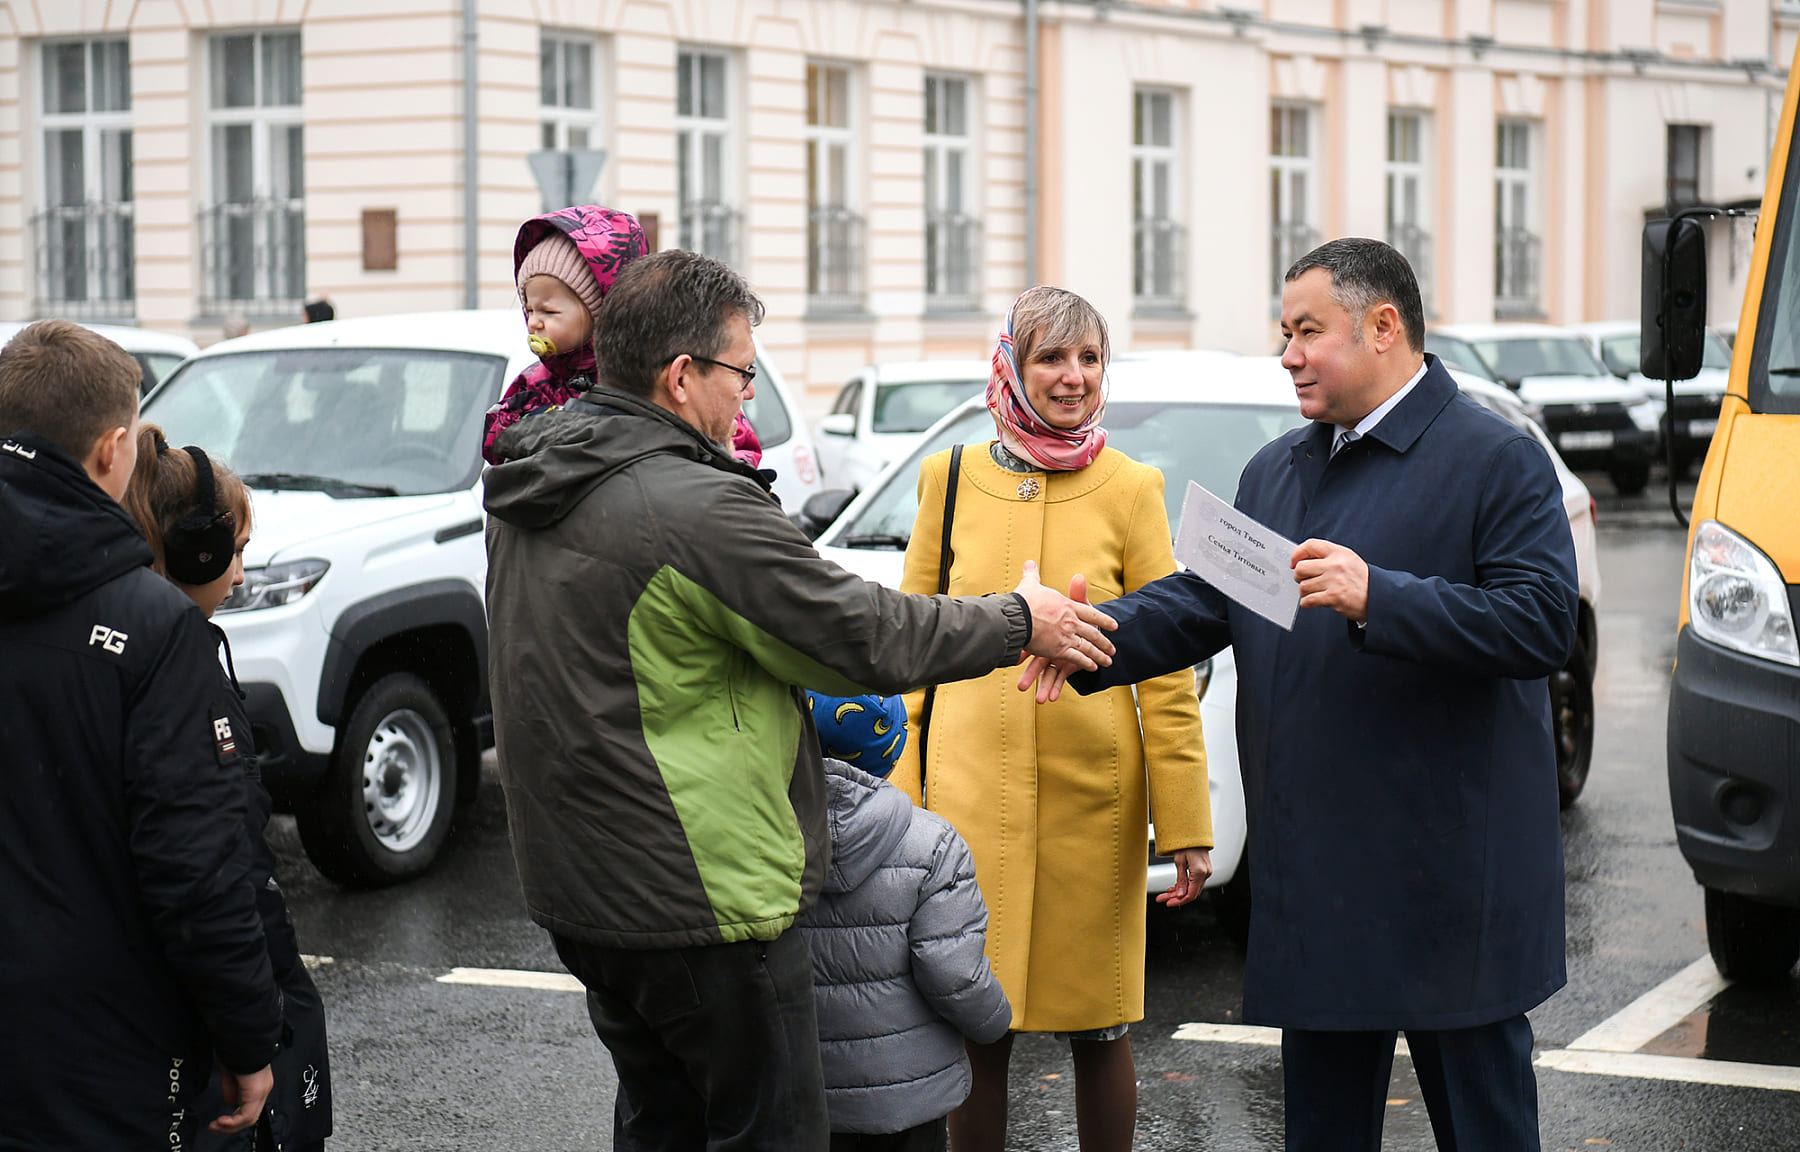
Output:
[141, 309, 820, 886]
[815, 360, 990, 491]
[1432, 322, 1661, 494]
[813, 353, 1602, 931]
[1568, 320, 1730, 474]
[0, 319, 197, 394]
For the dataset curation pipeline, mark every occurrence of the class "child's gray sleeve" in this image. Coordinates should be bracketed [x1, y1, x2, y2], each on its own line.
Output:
[908, 823, 1012, 1044]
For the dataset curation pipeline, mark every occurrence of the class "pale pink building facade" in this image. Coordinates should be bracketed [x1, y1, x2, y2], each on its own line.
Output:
[0, 0, 1787, 401]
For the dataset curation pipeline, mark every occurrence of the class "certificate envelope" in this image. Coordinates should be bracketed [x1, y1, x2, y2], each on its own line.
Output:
[1172, 481, 1299, 631]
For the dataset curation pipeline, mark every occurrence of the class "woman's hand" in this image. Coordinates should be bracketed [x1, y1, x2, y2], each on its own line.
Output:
[1156, 847, 1213, 907]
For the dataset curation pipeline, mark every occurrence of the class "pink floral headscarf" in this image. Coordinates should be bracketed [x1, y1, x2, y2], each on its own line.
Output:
[985, 288, 1108, 471]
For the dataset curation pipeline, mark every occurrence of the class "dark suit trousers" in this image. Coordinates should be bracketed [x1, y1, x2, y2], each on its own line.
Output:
[553, 929, 828, 1152]
[1281, 1014, 1539, 1152]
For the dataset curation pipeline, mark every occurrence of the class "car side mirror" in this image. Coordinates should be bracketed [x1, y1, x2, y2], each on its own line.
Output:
[1501, 377, 1522, 392]
[817, 413, 856, 437]
[1642, 217, 1707, 382]
[796, 488, 856, 540]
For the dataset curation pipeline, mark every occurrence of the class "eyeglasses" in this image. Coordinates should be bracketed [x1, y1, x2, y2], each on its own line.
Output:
[690, 355, 757, 392]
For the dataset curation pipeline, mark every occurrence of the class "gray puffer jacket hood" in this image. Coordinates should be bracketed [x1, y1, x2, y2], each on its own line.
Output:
[798, 759, 1011, 1135]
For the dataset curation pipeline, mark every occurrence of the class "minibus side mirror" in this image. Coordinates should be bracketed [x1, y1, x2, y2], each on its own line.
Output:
[1642, 218, 1708, 382]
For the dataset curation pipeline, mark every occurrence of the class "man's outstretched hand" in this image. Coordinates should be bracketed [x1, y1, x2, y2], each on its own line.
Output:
[1013, 562, 1115, 682]
[1016, 571, 1099, 704]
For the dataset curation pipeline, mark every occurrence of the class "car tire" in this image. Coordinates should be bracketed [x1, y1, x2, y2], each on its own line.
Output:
[1705, 887, 1800, 984]
[297, 672, 460, 888]
[1609, 462, 1651, 495]
[1210, 850, 1252, 949]
[1552, 635, 1596, 809]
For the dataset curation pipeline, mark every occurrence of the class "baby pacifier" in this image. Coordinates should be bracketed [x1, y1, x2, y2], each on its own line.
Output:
[528, 333, 558, 357]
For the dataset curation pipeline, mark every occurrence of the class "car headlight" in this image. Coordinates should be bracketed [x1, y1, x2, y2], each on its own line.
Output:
[1688, 521, 1799, 666]
[1628, 401, 1660, 432]
[216, 559, 330, 614]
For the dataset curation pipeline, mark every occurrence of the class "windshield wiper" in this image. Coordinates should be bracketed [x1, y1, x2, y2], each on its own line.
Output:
[841, 533, 910, 550]
[240, 472, 401, 498]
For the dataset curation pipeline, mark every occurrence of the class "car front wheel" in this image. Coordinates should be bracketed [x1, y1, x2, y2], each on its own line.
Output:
[1705, 887, 1800, 984]
[297, 672, 460, 887]
[1609, 461, 1651, 495]
[1551, 635, 1595, 809]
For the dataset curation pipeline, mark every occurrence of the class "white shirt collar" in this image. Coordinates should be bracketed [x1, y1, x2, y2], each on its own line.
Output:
[1334, 359, 1429, 448]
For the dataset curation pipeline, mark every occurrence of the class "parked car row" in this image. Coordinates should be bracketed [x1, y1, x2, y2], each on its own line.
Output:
[1422, 319, 1730, 494]
[43, 311, 1596, 902]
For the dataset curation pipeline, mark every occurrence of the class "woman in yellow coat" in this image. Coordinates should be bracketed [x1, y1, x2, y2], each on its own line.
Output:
[889, 286, 1213, 1152]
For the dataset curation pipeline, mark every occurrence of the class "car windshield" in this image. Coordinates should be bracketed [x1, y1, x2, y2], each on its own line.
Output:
[1599, 331, 1731, 375]
[834, 400, 1307, 548]
[1425, 334, 1497, 382]
[872, 378, 987, 433]
[1469, 336, 1609, 382]
[143, 348, 507, 496]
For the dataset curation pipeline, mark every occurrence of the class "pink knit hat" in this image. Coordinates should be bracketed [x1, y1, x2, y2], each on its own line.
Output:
[515, 231, 605, 319]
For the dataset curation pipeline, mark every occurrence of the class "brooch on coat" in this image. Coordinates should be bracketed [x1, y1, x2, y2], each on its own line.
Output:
[1017, 478, 1041, 500]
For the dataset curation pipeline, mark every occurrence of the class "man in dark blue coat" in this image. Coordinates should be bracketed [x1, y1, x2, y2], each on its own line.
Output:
[1039, 238, 1578, 1151]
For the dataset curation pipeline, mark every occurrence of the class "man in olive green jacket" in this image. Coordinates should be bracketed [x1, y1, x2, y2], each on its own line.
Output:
[483, 250, 1114, 1152]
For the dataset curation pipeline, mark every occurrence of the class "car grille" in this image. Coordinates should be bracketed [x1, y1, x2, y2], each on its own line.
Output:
[1540, 402, 1633, 433]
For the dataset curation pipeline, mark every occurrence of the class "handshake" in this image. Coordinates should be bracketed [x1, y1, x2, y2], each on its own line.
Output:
[1011, 560, 1114, 704]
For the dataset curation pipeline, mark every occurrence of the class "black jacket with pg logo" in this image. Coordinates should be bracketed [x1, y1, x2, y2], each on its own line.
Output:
[0, 433, 280, 1150]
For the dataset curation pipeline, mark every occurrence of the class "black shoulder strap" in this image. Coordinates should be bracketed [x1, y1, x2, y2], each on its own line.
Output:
[917, 443, 963, 803]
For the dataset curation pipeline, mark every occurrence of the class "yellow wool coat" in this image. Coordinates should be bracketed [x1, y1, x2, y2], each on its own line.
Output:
[890, 442, 1212, 1032]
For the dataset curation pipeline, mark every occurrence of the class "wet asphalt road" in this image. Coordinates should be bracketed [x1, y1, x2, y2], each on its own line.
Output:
[268, 473, 1800, 1150]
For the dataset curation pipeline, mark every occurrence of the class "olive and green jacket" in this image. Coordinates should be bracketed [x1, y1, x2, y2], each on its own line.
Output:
[483, 388, 1030, 949]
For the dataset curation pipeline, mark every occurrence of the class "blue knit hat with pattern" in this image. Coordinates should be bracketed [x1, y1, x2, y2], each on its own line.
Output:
[808, 692, 908, 778]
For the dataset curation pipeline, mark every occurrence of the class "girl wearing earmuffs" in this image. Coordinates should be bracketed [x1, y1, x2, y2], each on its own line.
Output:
[124, 425, 332, 1152]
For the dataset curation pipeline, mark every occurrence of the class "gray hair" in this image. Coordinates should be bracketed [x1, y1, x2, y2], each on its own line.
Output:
[1284, 238, 1425, 353]
[1011, 286, 1111, 371]
[595, 250, 766, 397]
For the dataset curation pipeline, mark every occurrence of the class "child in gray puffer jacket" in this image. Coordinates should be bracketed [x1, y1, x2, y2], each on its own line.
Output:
[799, 692, 1012, 1152]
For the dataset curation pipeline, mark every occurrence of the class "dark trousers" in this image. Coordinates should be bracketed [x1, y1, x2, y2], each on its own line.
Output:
[553, 930, 829, 1152]
[1281, 1014, 1539, 1152]
[828, 1118, 948, 1152]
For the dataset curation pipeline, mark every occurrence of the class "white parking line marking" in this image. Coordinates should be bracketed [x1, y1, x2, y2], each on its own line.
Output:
[1535, 1049, 1800, 1093]
[1170, 1023, 1409, 1057]
[1172, 1023, 1281, 1046]
[436, 967, 584, 993]
[1563, 956, 1728, 1053]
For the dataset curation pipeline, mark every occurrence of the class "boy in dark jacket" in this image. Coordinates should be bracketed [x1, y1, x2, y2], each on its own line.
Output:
[798, 692, 1012, 1152]
[0, 321, 281, 1147]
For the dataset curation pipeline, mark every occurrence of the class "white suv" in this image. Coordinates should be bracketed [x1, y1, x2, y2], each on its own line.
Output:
[142, 309, 820, 885]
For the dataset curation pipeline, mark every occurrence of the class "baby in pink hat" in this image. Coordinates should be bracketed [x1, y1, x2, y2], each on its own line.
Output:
[481, 206, 647, 464]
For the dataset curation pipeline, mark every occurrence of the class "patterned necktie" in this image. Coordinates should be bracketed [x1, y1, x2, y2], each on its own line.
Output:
[1332, 427, 1361, 457]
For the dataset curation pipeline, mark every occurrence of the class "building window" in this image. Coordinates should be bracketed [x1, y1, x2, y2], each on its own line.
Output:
[806, 63, 862, 312]
[35, 38, 133, 320]
[200, 31, 304, 316]
[1667, 124, 1707, 210]
[1495, 119, 1540, 317]
[1133, 88, 1184, 310]
[676, 49, 738, 265]
[1271, 103, 1319, 301]
[1386, 111, 1433, 313]
[532, 33, 605, 210]
[924, 73, 979, 311]
[541, 34, 599, 151]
